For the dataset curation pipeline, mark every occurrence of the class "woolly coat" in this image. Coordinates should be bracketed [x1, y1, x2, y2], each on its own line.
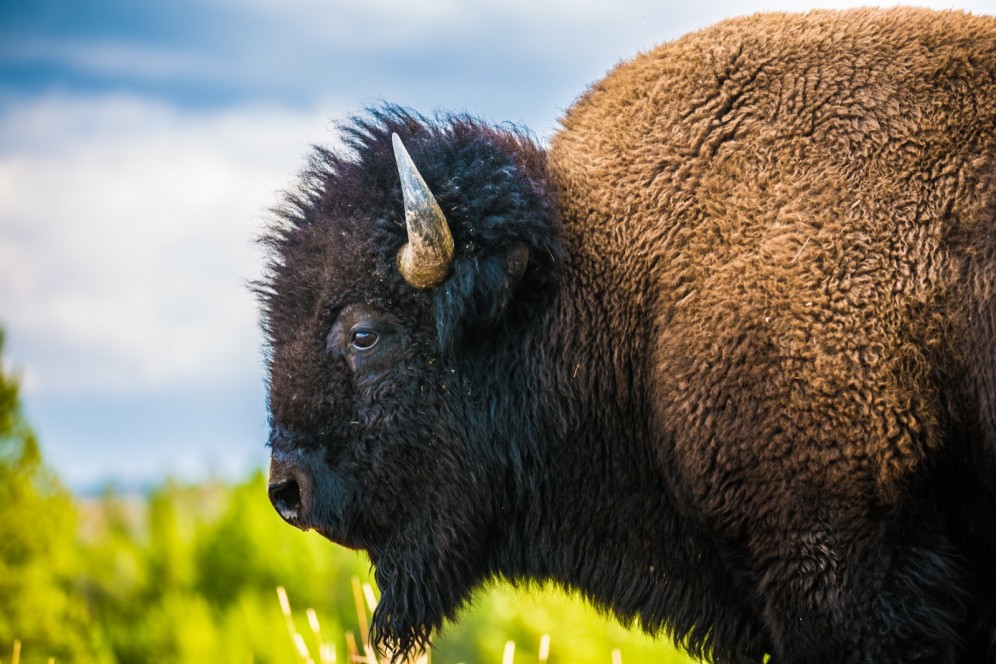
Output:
[554, 6, 994, 539]
[546, 7, 996, 658]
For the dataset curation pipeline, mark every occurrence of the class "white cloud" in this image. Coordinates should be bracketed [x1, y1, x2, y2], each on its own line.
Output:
[0, 39, 216, 82]
[0, 94, 341, 394]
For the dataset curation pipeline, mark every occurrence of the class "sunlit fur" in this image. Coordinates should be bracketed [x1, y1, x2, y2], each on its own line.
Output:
[259, 9, 996, 663]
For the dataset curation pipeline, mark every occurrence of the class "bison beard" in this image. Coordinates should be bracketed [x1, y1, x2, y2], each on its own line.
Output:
[258, 8, 996, 664]
[368, 537, 476, 659]
[370, 551, 437, 660]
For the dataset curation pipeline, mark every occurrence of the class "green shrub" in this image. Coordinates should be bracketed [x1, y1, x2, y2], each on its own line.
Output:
[0, 329, 110, 663]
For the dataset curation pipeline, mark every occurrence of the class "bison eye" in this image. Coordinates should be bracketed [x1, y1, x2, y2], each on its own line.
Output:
[350, 329, 379, 350]
[328, 304, 400, 360]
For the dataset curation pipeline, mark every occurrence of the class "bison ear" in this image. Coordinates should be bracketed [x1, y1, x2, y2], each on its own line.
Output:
[433, 241, 536, 346]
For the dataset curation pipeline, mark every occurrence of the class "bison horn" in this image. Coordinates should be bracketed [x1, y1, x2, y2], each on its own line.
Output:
[392, 133, 454, 289]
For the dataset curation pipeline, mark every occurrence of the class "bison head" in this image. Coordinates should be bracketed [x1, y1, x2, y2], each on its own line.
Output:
[256, 108, 561, 657]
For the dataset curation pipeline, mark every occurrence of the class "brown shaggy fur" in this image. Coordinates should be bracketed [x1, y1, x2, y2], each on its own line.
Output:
[551, 7, 996, 658]
[555, 8, 995, 538]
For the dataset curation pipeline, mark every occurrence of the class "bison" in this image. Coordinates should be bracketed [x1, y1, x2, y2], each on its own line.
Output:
[257, 8, 996, 663]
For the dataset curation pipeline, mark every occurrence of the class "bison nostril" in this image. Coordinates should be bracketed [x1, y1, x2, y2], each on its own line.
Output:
[268, 479, 302, 524]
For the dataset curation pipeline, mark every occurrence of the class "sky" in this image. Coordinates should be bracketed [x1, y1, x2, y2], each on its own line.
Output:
[1, 0, 994, 492]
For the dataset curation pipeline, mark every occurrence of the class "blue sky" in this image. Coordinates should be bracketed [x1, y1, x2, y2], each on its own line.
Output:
[1, 0, 993, 491]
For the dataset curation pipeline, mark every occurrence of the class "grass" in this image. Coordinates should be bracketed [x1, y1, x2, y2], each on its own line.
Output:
[276, 583, 632, 664]
[9, 582, 675, 664]
[2, 641, 54, 664]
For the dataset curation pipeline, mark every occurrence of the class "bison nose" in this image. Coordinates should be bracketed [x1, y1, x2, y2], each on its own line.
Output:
[268, 478, 302, 523]
[267, 454, 313, 529]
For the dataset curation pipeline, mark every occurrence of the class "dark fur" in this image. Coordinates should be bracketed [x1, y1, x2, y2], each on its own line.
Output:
[259, 9, 996, 663]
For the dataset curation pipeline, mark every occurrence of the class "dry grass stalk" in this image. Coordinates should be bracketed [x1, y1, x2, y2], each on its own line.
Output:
[362, 583, 378, 615]
[790, 237, 811, 263]
[538, 635, 551, 664]
[307, 608, 336, 664]
[293, 632, 313, 663]
[612, 648, 623, 664]
[12, 640, 20, 664]
[502, 640, 515, 664]
[279, 585, 319, 664]
[351, 577, 371, 649]
[345, 632, 360, 662]
[277, 586, 300, 658]
[320, 644, 337, 664]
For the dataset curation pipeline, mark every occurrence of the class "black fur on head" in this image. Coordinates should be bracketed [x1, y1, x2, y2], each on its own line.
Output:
[259, 106, 562, 349]
[255, 106, 561, 659]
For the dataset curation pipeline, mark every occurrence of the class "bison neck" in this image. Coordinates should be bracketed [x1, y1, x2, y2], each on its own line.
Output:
[472, 252, 768, 659]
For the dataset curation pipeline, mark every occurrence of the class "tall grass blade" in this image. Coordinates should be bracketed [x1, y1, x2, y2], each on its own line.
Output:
[502, 640, 515, 664]
[277, 586, 309, 663]
[351, 576, 371, 647]
[538, 634, 551, 663]
[293, 633, 311, 660]
[345, 632, 359, 662]
[362, 583, 378, 614]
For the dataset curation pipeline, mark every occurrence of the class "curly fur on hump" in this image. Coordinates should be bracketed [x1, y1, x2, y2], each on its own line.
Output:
[260, 8, 996, 664]
[548, 8, 996, 661]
